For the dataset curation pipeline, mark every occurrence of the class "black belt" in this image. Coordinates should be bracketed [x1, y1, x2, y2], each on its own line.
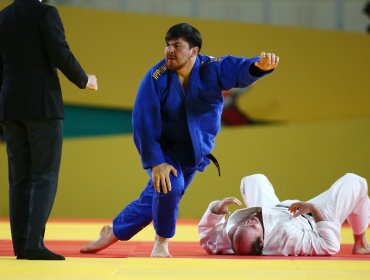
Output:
[207, 153, 221, 176]
[159, 138, 221, 176]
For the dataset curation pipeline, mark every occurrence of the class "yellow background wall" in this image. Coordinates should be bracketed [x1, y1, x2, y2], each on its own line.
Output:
[1, 119, 370, 219]
[0, 4, 369, 122]
[0, 3, 369, 219]
[56, 6, 370, 122]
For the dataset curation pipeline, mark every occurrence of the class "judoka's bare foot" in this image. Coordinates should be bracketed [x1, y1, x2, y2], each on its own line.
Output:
[352, 242, 370, 254]
[150, 234, 172, 258]
[80, 225, 118, 253]
[352, 233, 370, 254]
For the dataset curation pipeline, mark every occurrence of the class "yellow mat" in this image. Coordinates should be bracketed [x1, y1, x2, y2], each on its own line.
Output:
[0, 220, 369, 280]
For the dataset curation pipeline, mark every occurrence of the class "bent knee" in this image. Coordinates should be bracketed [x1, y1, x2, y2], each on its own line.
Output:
[342, 173, 368, 191]
[343, 173, 364, 182]
[158, 181, 185, 198]
[342, 173, 368, 196]
[240, 174, 268, 194]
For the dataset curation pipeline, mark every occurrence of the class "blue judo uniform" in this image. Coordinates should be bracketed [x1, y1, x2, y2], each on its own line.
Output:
[113, 54, 271, 240]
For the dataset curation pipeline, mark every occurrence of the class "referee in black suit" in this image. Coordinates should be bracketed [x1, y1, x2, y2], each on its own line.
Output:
[0, 0, 98, 260]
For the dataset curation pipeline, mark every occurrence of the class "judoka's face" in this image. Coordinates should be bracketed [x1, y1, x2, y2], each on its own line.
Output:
[232, 216, 264, 255]
[165, 38, 198, 71]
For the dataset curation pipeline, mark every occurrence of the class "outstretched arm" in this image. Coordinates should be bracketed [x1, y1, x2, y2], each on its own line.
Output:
[40, 6, 89, 89]
[214, 52, 279, 90]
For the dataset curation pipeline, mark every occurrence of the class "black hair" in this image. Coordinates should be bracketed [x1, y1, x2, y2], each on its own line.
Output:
[165, 23, 202, 51]
[233, 236, 263, 256]
[250, 237, 263, 256]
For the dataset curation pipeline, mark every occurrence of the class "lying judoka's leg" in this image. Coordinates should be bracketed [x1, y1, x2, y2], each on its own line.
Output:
[309, 173, 370, 254]
[240, 174, 280, 207]
[345, 175, 370, 254]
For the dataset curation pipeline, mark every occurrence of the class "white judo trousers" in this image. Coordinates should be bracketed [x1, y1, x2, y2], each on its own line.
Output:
[240, 173, 370, 235]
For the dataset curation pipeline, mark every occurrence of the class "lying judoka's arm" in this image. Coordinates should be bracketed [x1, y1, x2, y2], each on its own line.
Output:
[198, 198, 241, 255]
[288, 202, 341, 255]
[288, 202, 325, 222]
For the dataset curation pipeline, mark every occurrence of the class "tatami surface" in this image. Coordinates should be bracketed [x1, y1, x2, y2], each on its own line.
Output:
[0, 219, 369, 280]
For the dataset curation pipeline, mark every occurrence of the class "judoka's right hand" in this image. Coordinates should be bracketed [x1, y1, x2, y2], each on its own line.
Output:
[151, 163, 178, 194]
[212, 197, 242, 215]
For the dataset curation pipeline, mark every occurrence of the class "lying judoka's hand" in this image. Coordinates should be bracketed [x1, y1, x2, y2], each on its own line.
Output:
[255, 52, 279, 71]
[212, 197, 242, 215]
[288, 201, 326, 222]
[151, 163, 178, 194]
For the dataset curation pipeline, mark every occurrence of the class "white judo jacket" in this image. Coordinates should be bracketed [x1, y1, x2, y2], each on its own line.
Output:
[198, 201, 340, 256]
[199, 173, 369, 256]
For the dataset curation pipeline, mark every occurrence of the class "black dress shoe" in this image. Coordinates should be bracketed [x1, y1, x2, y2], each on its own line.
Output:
[23, 249, 65, 260]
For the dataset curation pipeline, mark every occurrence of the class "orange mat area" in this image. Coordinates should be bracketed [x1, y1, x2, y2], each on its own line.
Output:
[1, 240, 369, 260]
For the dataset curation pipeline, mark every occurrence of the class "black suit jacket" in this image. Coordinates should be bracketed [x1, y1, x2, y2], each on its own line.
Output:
[0, 0, 88, 121]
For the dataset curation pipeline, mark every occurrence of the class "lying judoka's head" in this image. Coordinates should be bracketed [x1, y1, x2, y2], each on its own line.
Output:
[232, 215, 264, 255]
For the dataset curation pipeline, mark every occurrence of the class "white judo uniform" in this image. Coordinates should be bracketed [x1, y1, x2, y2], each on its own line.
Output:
[198, 173, 370, 256]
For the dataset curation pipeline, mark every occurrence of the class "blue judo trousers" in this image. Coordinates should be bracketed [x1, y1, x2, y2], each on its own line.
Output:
[112, 54, 271, 240]
[113, 155, 197, 240]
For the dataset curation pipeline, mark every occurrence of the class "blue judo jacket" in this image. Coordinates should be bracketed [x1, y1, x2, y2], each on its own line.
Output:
[133, 54, 269, 171]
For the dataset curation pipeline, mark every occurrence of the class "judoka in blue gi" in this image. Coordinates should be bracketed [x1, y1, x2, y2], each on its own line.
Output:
[80, 23, 279, 257]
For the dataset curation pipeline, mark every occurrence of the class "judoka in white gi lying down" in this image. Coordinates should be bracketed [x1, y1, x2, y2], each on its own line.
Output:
[198, 173, 370, 256]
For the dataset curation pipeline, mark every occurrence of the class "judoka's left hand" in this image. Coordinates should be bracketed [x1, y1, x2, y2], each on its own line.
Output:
[288, 201, 326, 223]
[152, 163, 178, 194]
[255, 52, 279, 71]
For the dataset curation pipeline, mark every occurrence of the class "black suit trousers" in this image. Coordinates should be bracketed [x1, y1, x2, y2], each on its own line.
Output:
[3, 119, 63, 255]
